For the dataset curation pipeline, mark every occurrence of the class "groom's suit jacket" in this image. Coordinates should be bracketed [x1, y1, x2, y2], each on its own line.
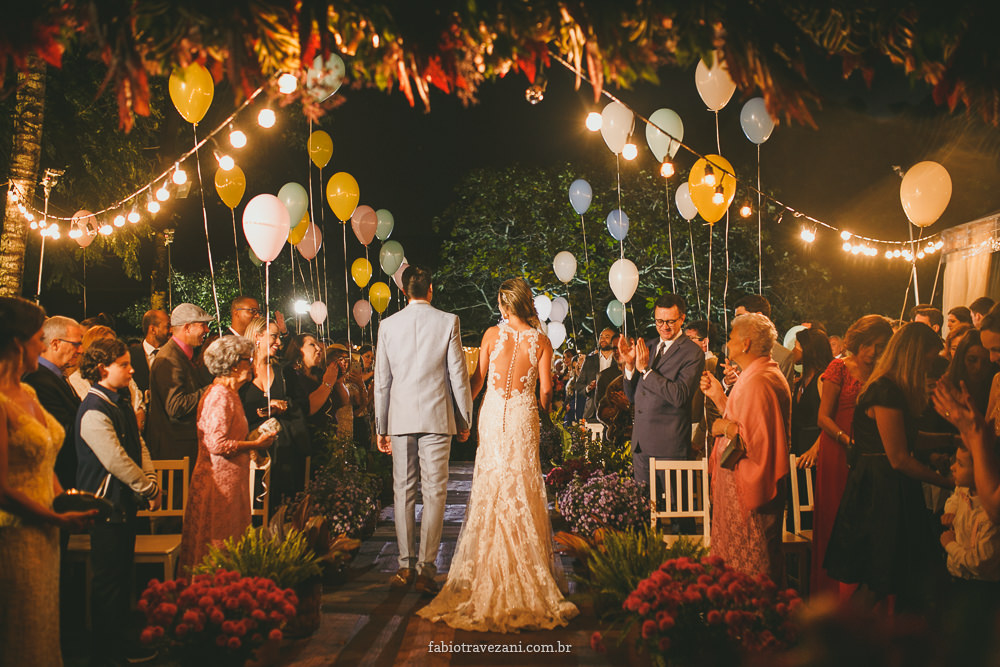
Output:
[623, 334, 704, 459]
[374, 301, 473, 436]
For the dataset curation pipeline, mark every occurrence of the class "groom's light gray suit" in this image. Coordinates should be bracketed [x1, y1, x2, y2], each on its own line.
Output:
[374, 300, 473, 577]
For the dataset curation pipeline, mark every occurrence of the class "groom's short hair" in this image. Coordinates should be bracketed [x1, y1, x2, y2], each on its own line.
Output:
[402, 265, 432, 299]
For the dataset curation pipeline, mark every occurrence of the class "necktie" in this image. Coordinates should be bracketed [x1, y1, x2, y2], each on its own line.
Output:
[650, 341, 664, 369]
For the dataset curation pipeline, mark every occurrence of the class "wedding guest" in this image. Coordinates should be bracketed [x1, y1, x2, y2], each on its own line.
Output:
[326, 344, 363, 442]
[67, 325, 145, 431]
[947, 306, 973, 332]
[700, 313, 791, 582]
[970, 297, 996, 329]
[578, 328, 618, 422]
[179, 337, 275, 573]
[914, 306, 944, 336]
[284, 334, 348, 431]
[799, 314, 893, 597]
[128, 309, 169, 396]
[942, 445, 1000, 582]
[980, 310, 1000, 431]
[945, 323, 972, 360]
[733, 294, 795, 386]
[0, 297, 95, 667]
[947, 330, 996, 416]
[825, 323, 954, 612]
[790, 328, 833, 456]
[829, 335, 846, 359]
[352, 345, 375, 450]
[686, 319, 720, 458]
[75, 337, 160, 666]
[226, 296, 260, 337]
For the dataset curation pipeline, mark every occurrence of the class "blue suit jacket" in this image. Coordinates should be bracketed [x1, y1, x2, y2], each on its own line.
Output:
[623, 334, 705, 459]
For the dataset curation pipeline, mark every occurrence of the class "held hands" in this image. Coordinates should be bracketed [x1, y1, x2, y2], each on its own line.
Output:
[617, 336, 637, 371]
[377, 435, 392, 454]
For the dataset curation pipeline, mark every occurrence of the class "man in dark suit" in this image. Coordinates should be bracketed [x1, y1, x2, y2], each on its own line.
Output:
[578, 327, 618, 422]
[23, 315, 84, 490]
[128, 309, 170, 395]
[619, 293, 705, 483]
[146, 303, 212, 461]
[226, 296, 260, 337]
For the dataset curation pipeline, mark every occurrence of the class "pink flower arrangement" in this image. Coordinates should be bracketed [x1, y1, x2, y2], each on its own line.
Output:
[597, 555, 802, 665]
[138, 569, 298, 665]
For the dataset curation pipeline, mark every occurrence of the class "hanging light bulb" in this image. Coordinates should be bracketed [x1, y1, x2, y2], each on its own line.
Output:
[127, 210, 141, 224]
[156, 185, 170, 201]
[711, 185, 725, 205]
[659, 160, 674, 178]
[702, 164, 716, 186]
[98, 222, 113, 235]
[621, 143, 638, 160]
[147, 200, 160, 214]
[800, 228, 815, 243]
[851, 245, 862, 255]
[49, 225, 60, 240]
[585, 112, 602, 132]
[277, 73, 298, 94]
[884, 250, 893, 259]
[24, 211, 34, 222]
[840, 230, 852, 241]
[257, 108, 276, 128]
[229, 127, 247, 148]
[842, 242, 852, 252]
[214, 151, 235, 171]
[372, 33, 380, 48]
[172, 165, 188, 185]
[739, 202, 752, 218]
[916, 250, 925, 259]
[30, 220, 38, 230]
[113, 214, 126, 227]
[69, 225, 82, 239]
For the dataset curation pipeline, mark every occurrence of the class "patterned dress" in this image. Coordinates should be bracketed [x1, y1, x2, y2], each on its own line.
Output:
[0, 384, 64, 666]
[178, 383, 251, 573]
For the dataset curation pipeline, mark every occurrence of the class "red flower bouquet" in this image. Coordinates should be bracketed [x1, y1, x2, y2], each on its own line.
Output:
[138, 569, 298, 666]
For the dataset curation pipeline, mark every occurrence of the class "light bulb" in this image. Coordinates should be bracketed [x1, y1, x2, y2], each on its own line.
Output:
[851, 245, 862, 255]
[660, 161, 674, 178]
[30, 221, 38, 230]
[229, 129, 247, 148]
[917, 251, 925, 259]
[113, 214, 126, 227]
[711, 186, 724, 205]
[840, 230, 852, 241]
[293, 299, 310, 315]
[147, 200, 160, 214]
[257, 108, 276, 128]
[585, 112, 602, 132]
[49, 227, 60, 240]
[172, 167, 188, 185]
[277, 73, 298, 94]
[885, 250, 893, 259]
[842, 242, 852, 252]
[24, 211, 33, 222]
[800, 228, 815, 243]
[739, 203, 752, 218]
[69, 226, 82, 239]
[372, 33, 380, 48]
[892, 249, 901, 258]
[217, 153, 235, 171]
[99, 223, 113, 235]
[621, 143, 638, 160]
[156, 186, 170, 201]
[702, 165, 717, 187]
[128, 211, 141, 224]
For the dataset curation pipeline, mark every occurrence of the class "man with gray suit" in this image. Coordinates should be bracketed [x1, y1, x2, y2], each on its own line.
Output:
[374, 265, 473, 595]
[619, 293, 705, 483]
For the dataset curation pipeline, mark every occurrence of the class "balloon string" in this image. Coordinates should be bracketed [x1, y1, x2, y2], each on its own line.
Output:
[343, 223, 351, 350]
[579, 213, 598, 348]
[723, 211, 730, 334]
[83, 252, 87, 318]
[193, 124, 223, 336]
[665, 180, 675, 293]
[231, 208, 243, 293]
[290, 244, 296, 331]
[265, 261, 272, 418]
[707, 224, 713, 322]
[567, 298, 578, 349]
[689, 221, 702, 317]
[307, 117, 319, 341]
[930, 244, 944, 304]
[757, 144, 763, 293]
[616, 153, 624, 261]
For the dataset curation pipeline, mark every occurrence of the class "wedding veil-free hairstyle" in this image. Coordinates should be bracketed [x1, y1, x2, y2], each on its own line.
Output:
[79, 337, 129, 384]
[0, 297, 46, 361]
[498, 278, 540, 328]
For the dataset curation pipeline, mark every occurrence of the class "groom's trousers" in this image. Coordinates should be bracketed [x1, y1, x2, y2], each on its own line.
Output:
[392, 433, 451, 577]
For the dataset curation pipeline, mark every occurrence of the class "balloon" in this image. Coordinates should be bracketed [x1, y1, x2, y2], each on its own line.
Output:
[309, 301, 328, 325]
[326, 172, 359, 222]
[783, 325, 807, 351]
[351, 257, 373, 287]
[297, 222, 322, 261]
[688, 155, 737, 224]
[549, 297, 568, 324]
[351, 205, 378, 245]
[369, 282, 391, 313]
[568, 179, 592, 215]
[379, 240, 404, 275]
[277, 182, 309, 227]
[694, 53, 737, 111]
[288, 213, 309, 244]
[646, 108, 684, 161]
[248, 248, 263, 266]
[606, 208, 630, 241]
[375, 209, 394, 240]
[534, 295, 552, 322]
[609, 259, 639, 303]
[739, 97, 775, 144]
[553, 251, 577, 283]
[600, 101, 634, 154]
[547, 321, 567, 349]
[606, 299, 625, 327]
[168, 63, 214, 124]
[308, 130, 333, 168]
[393, 261, 409, 291]
[242, 194, 290, 262]
[305, 53, 345, 102]
[214, 165, 246, 209]
[353, 299, 373, 327]
[675, 182, 698, 221]
[72, 210, 96, 248]
[900, 161, 952, 227]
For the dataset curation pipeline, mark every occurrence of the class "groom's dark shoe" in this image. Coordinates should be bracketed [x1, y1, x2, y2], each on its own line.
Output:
[390, 568, 414, 589]
[414, 574, 439, 596]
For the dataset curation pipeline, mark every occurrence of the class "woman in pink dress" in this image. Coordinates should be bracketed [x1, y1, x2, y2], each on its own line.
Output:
[798, 314, 893, 597]
[178, 337, 275, 573]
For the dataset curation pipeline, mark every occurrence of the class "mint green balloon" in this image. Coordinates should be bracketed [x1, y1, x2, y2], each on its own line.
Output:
[379, 240, 404, 275]
[606, 299, 625, 327]
[375, 208, 394, 240]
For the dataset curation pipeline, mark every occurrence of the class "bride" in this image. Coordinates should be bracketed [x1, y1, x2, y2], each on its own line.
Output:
[417, 278, 578, 632]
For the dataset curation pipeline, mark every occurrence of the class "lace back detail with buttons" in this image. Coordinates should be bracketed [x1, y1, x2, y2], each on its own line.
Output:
[487, 324, 539, 427]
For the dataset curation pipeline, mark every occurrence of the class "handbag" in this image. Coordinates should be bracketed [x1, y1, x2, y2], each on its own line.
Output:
[718, 433, 746, 470]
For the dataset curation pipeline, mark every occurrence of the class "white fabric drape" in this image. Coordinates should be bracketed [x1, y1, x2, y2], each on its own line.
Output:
[942, 251, 991, 335]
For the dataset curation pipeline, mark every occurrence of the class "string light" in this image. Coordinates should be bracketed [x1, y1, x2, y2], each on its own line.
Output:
[800, 228, 815, 243]
[229, 127, 247, 148]
[585, 112, 602, 132]
[69, 225, 82, 239]
[99, 222, 113, 235]
[739, 202, 752, 218]
[30, 221, 38, 230]
[840, 230, 852, 241]
[711, 185, 724, 205]
[842, 242, 852, 252]
[127, 211, 141, 224]
[622, 143, 638, 160]
[155, 185, 171, 201]
[659, 160, 674, 178]
[277, 73, 298, 95]
[147, 200, 160, 214]
[372, 33, 380, 48]
[113, 214, 126, 227]
[257, 108, 276, 128]
[214, 151, 235, 171]
[702, 164, 716, 187]
[172, 165, 188, 185]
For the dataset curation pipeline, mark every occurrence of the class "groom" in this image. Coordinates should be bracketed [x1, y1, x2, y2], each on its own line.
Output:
[374, 265, 473, 594]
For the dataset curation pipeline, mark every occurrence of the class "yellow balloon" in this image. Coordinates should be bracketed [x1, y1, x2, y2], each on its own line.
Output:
[351, 258, 373, 287]
[168, 63, 214, 124]
[326, 171, 359, 222]
[308, 131, 333, 169]
[214, 165, 246, 209]
[288, 215, 310, 244]
[369, 282, 391, 313]
[688, 154, 737, 224]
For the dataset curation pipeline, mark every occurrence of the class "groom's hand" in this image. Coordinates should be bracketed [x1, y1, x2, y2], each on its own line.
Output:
[457, 429, 470, 443]
[377, 435, 392, 454]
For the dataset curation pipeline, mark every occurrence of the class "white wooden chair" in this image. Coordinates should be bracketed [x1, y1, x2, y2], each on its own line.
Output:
[250, 456, 271, 524]
[649, 457, 711, 546]
[782, 454, 814, 592]
[585, 422, 605, 441]
[789, 453, 815, 539]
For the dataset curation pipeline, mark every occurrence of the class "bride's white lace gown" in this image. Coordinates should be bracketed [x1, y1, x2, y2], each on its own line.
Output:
[417, 323, 579, 632]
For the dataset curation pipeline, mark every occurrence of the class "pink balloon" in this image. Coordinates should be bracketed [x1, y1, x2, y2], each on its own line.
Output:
[392, 261, 409, 291]
[242, 194, 290, 262]
[353, 299, 372, 327]
[72, 210, 96, 248]
[297, 222, 322, 261]
[350, 205, 378, 246]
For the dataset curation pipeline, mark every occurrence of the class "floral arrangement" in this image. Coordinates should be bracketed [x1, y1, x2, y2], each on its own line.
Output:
[301, 462, 381, 538]
[557, 470, 650, 538]
[138, 570, 297, 665]
[561, 421, 632, 476]
[591, 555, 802, 666]
[194, 526, 321, 589]
[545, 458, 599, 494]
[538, 410, 564, 473]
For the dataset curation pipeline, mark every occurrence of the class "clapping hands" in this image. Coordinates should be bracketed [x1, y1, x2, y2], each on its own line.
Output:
[933, 379, 983, 434]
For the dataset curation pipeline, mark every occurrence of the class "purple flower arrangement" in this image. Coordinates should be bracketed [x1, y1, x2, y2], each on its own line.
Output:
[557, 470, 650, 538]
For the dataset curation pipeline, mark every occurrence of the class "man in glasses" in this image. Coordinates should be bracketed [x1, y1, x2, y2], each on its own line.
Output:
[227, 296, 261, 337]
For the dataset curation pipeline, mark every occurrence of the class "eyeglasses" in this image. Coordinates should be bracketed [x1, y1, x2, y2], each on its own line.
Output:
[654, 319, 681, 327]
[235, 308, 261, 315]
[56, 339, 83, 348]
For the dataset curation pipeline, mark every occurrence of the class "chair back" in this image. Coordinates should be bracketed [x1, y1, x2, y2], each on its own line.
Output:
[788, 454, 815, 535]
[585, 422, 605, 442]
[250, 457, 271, 523]
[649, 457, 711, 544]
[138, 457, 189, 520]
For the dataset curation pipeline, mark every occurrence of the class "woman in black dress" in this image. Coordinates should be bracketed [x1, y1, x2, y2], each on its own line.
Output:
[790, 328, 833, 456]
[825, 322, 955, 611]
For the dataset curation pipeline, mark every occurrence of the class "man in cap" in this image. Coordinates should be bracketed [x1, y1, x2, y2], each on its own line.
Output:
[145, 303, 212, 461]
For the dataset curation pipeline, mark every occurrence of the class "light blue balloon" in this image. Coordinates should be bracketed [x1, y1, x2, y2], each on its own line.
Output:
[277, 182, 309, 227]
[606, 208, 630, 241]
[569, 179, 592, 215]
[375, 208, 394, 240]
[606, 300, 625, 327]
[379, 240, 405, 275]
[740, 97, 775, 144]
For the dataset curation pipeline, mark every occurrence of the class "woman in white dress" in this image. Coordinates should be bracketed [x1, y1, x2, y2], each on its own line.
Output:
[417, 278, 578, 632]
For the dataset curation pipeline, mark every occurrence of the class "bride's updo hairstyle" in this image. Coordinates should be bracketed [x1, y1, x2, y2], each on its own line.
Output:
[498, 278, 540, 329]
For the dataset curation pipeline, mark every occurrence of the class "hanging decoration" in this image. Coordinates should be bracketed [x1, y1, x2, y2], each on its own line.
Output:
[297, 222, 322, 261]
[646, 108, 684, 161]
[351, 205, 378, 245]
[608, 259, 639, 303]
[606, 208, 630, 241]
[552, 251, 576, 283]
[214, 166, 246, 208]
[606, 300, 625, 327]
[277, 182, 309, 227]
[168, 63, 215, 124]
[688, 155, 737, 224]
[309, 301, 328, 325]
[242, 194, 290, 263]
[71, 210, 97, 248]
[369, 282, 391, 313]
[599, 101, 633, 154]
[547, 321, 567, 348]
[308, 130, 333, 168]
[326, 172, 360, 221]
[739, 97, 775, 145]
[353, 299, 373, 327]
[900, 161, 952, 227]
[375, 208, 395, 240]
[351, 257, 373, 287]
[379, 240, 405, 275]
[694, 53, 736, 111]
[534, 294, 552, 321]
[549, 296, 568, 323]
[305, 53, 346, 103]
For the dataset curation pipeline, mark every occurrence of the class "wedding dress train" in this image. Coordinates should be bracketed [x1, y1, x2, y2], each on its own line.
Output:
[417, 323, 578, 632]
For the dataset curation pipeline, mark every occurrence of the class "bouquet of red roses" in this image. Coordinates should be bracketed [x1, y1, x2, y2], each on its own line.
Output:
[138, 569, 298, 665]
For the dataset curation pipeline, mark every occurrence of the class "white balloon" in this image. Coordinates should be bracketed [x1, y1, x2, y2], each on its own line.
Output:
[305, 53, 345, 102]
[553, 251, 577, 283]
[549, 297, 568, 323]
[646, 108, 684, 161]
[900, 161, 952, 227]
[675, 183, 698, 221]
[534, 294, 552, 322]
[242, 194, 290, 263]
[609, 259, 639, 303]
[783, 325, 806, 351]
[309, 301, 328, 325]
[695, 53, 737, 111]
[600, 101, 634, 154]
[547, 321, 567, 349]
[739, 97, 775, 144]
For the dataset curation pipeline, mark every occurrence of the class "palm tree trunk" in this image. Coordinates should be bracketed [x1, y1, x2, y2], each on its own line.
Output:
[0, 55, 46, 298]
